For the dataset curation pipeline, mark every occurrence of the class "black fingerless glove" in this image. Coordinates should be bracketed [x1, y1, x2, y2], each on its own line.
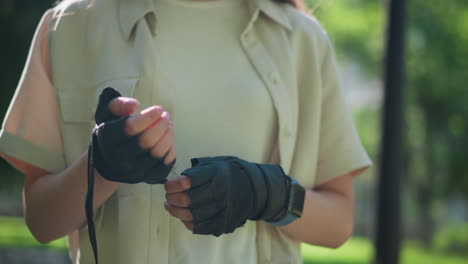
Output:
[86, 87, 174, 264]
[181, 156, 293, 237]
[93, 87, 174, 184]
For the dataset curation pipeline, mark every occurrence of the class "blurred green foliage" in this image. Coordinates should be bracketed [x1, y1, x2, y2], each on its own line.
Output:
[406, 0, 468, 199]
[305, 0, 385, 76]
[0, 216, 66, 250]
[433, 222, 468, 255]
[303, 237, 468, 264]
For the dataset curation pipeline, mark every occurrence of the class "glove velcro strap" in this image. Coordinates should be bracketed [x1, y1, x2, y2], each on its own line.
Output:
[255, 164, 289, 221]
[233, 160, 267, 220]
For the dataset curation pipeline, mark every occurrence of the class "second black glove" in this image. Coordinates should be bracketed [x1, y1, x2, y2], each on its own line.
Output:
[181, 156, 290, 237]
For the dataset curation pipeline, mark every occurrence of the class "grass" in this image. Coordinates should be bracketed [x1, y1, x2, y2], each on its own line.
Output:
[302, 237, 468, 264]
[1, 216, 467, 264]
[0, 216, 67, 251]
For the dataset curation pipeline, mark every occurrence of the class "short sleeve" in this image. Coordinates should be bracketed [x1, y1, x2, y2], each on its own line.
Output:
[314, 36, 372, 186]
[0, 9, 66, 173]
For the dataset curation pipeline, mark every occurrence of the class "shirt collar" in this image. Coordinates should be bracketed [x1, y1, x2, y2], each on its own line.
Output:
[118, 0, 293, 40]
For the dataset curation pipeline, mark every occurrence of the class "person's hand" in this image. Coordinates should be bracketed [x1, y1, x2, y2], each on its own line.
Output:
[164, 175, 195, 231]
[164, 156, 296, 236]
[107, 97, 176, 167]
[92, 87, 176, 184]
[105, 93, 176, 167]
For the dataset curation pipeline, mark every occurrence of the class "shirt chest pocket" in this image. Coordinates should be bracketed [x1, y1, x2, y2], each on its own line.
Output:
[57, 78, 141, 199]
[57, 78, 139, 124]
[56, 78, 139, 171]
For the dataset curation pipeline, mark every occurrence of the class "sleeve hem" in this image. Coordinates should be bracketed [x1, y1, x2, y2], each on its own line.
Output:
[0, 129, 66, 173]
[314, 152, 372, 187]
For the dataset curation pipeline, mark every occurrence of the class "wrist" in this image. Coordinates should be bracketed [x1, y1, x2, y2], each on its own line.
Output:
[268, 176, 291, 221]
[265, 175, 305, 226]
[94, 168, 120, 189]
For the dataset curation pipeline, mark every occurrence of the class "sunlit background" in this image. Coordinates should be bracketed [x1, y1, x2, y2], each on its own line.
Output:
[1, 0, 467, 263]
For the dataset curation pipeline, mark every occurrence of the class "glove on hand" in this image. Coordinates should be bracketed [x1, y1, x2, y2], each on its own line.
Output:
[87, 87, 175, 264]
[92, 87, 174, 184]
[181, 156, 290, 237]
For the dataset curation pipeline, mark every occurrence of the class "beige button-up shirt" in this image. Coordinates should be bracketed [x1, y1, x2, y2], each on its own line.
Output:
[0, 0, 372, 263]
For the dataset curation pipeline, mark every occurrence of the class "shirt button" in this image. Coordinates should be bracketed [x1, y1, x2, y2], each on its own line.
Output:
[269, 71, 280, 84]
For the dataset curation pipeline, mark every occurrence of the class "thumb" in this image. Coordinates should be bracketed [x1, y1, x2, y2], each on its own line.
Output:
[95, 88, 139, 123]
[108, 96, 140, 117]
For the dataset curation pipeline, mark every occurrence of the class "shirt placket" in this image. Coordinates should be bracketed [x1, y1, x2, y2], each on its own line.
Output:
[130, 15, 171, 264]
[240, 11, 295, 174]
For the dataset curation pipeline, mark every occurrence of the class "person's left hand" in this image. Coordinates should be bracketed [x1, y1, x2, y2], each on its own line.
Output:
[164, 175, 195, 231]
[163, 156, 297, 236]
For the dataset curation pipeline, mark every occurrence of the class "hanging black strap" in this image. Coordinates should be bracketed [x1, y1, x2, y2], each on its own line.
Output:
[86, 136, 99, 264]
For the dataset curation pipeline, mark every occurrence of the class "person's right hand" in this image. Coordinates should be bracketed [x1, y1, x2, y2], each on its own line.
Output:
[93, 87, 176, 184]
[108, 95, 176, 167]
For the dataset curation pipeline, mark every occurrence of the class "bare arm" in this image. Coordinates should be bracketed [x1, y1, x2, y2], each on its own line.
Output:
[5, 152, 119, 243]
[277, 167, 367, 248]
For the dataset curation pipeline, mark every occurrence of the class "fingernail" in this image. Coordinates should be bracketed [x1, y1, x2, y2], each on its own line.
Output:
[162, 111, 171, 119]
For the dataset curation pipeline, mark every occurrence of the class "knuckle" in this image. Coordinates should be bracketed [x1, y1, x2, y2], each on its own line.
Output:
[182, 195, 191, 207]
[168, 208, 176, 217]
[125, 122, 137, 135]
[138, 134, 151, 149]
[185, 211, 193, 221]
[177, 180, 186, 190]
[164, 156, 173, 166]
[167, 127, 174, 139]
[152, 147, 164, 158]
[182, 178, 191, 190]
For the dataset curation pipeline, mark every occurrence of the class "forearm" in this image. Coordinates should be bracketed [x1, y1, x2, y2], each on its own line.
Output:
[277, 187, 354, 248]
[24, 151, 119, 243]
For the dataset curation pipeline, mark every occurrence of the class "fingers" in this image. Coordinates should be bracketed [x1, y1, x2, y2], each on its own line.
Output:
[182, 165, 216, 188]
[166, 192, 191, 207]
[164, 202, 193, 221]
[149, 123, 174, 159]
[164, 145, 176, 166]
[108, 97, 140, 116]
[138, 112, 172, 149]
[165, 175, 191, 194]
[181, 221, 194, 231]
[125, 106, 165, 136]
